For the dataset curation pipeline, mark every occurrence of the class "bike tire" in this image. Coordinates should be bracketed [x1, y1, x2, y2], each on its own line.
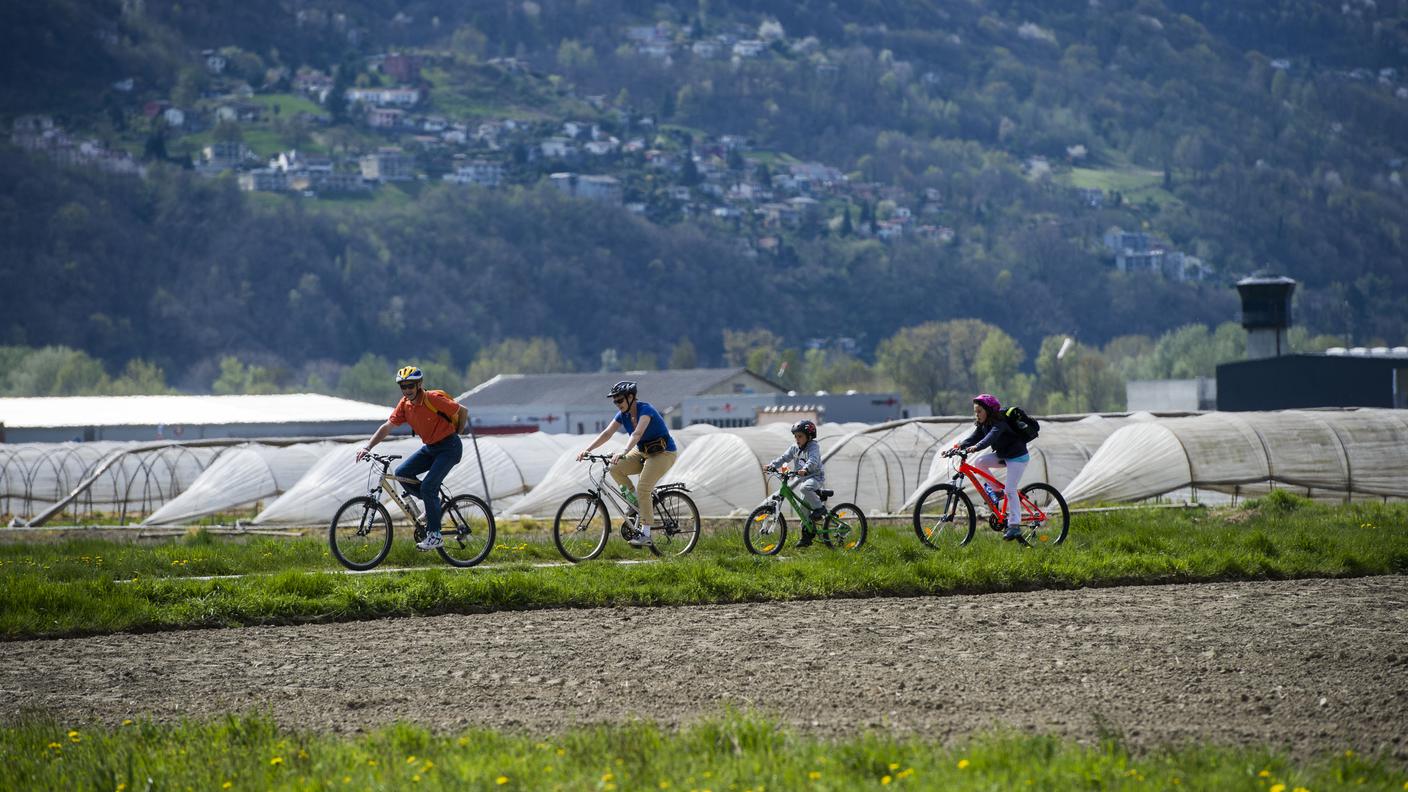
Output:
[652, 490, 701, 557]
[437, 494, 496, 567]
[823, 502, 868, 550]
[553, 493, 611, 562]
[911, 484, 977, 548]
[744, 504, 787, 556]
[1017, 482, 1070, 546]
[329, 496, 394, 570]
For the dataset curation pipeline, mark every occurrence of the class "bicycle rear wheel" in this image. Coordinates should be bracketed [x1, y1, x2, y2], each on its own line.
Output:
[743, 504, 786, 555]
[822, 503, 868, 550]
[1018, 483, 1069, 546]
[912, 484, 976, 548]
[651, 490, 701, 557]
[329, 496, 393, 570]
[553, 493, 610, 562]
[438, 494, 496, 567]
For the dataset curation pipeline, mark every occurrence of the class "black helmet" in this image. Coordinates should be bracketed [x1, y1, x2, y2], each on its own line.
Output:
[791, 419, 817, 440]
[608, 380, 638, 399]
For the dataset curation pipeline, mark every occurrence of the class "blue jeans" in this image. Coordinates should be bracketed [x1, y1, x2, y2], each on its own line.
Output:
[395, 434, 462, 534]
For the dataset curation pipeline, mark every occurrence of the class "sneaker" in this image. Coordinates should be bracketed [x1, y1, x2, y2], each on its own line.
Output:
[808, 507, 827, 523]
[628, 527, 652, 547]
[416, 533, 444, 551]
[794, 532, 814, 549]
[1002, 525, 1023, 541]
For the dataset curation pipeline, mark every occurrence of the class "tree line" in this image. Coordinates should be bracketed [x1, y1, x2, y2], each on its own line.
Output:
[0, 320, 1343, 415]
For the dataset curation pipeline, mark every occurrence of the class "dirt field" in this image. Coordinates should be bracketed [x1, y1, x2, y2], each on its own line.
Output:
[3, 576, 1405, 758]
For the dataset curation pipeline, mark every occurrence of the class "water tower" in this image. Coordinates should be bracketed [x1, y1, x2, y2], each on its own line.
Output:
[1236, 275, 1296, 360]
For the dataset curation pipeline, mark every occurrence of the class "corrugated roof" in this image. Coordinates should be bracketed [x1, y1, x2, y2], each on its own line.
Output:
[460, 368, 780, 410]
[0, 394, 391, 428]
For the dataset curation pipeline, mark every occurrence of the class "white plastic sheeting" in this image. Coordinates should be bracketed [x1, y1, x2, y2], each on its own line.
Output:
[500, 424, 721, 519]
[1, 441, 219, 522]
[1063, 409, 1408, 504]
[252, 432, 581, 525]
[143, 443, 337, 524]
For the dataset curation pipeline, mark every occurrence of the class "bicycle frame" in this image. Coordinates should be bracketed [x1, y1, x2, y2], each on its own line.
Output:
[363, 454, 450, 527]
[947, 452, 1047, 525]
[760, 471, 827, 533]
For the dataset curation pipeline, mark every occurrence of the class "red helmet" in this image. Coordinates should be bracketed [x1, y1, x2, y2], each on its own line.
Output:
[972, 393, 1001, 416]
[790, 419, 817, 440]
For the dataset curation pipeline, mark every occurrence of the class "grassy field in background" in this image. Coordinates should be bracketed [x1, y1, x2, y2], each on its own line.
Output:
[1, 494, 1405, 639]
[3, 713, 1403, 791]
[1060, 165, 1182, 210]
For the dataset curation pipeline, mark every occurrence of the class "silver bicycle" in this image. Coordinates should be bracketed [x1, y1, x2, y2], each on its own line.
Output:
[329, 452, 496, 570]
[551, 454, 701, 562]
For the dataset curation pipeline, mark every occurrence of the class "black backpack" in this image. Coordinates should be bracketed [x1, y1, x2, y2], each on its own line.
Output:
[1003, 406, 1040, 442]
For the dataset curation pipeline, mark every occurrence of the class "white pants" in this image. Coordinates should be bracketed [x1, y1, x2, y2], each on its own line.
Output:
[973, 453, 1027, 526]
[794, 476, 824, 512]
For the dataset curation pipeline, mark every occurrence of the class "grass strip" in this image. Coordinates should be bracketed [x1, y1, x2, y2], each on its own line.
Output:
[3, 712, 1403, 791]
[2, 493, 1405, 639]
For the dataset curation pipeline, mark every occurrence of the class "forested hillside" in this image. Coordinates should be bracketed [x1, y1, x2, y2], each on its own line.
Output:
[1, 0, 1404, 405]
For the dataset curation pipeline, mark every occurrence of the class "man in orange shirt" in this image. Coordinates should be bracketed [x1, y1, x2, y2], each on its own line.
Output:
[357, 365, 469, 551]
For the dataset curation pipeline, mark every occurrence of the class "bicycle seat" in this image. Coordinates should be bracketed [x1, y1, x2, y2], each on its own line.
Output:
[818, 489, 834, 500]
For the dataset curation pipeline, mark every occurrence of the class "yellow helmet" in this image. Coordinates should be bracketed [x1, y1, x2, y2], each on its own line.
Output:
[395, 365, 424, 384]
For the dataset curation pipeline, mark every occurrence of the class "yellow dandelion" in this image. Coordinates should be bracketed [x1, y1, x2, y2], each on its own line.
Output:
[222, 783, 232, 790]
[1344, 750, 1355, 759]
[496, 776, 510, 785]
[422, 761, 434, 772]
[957, 759, 971, 770]
[659, 782, 671, 789]
[122, 719, 134, 726]
[270, 757, 284, 766]
[367, 758, 378, 766]
[881, 776, 892, 785]
[1271, 785, 1286, 792]
[47, 742, 62, 750]
[298, 749, 309, 760]
[603, 772, 615, 782]
[68, 730, 81, 743]
[343, 777, 351, 784]
[1259, 770, 1272, 778]
[1293, 787, 1309, 792]
[808, 771, 821, 780]
[457, 736, 470, 747]
[407, 755, 418, 764]
[412, 774, 421, 783]
[117, 785, 125, 792]
[898, 768, 915, 779]
[606, 785, 617, 791]
[889, 763, 900, 771]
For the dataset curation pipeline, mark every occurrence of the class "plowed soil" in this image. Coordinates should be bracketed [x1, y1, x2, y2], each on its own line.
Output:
[3, 576, 1405, 758]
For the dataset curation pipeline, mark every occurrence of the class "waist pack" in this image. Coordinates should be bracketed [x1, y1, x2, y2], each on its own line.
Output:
[640, 436, 669, 456]
[1003, 406, 1040, 442]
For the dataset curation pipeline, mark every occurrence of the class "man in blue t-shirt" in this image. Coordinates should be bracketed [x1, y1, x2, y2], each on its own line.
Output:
[576, 380, 678, 546]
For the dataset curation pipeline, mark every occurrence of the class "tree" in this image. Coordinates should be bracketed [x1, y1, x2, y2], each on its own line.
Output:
[468, 337, 569, 387]
[722, 328, 783, 368]
[974, 330, 1032, 407]
[337, 354, 396, 404]
[212, 356, 281, 395]
[876, 320, 1000, 412]
[668, 338, 698, 369]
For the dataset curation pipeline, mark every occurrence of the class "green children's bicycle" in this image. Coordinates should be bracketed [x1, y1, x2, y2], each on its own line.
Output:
[744, 469, 868, 555]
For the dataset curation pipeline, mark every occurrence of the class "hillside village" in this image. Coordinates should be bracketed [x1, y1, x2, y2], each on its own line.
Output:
[4, 14, 1244, 282]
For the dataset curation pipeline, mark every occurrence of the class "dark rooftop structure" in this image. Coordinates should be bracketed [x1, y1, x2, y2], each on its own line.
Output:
[1217, 351, 1408, 411]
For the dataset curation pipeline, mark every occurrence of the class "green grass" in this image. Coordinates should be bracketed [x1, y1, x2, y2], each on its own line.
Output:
[245, 93, 326, 118]
[3, 713, 1403, 791]
[2, 497, 1405, 639]
[1060, 166, 1182, 209]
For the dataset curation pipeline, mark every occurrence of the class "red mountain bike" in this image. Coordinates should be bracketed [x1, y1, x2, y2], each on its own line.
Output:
[911, 448, 1069, 548]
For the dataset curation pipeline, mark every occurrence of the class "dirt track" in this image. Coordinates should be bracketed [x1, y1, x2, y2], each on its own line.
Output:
[3, 576, 1406, 757]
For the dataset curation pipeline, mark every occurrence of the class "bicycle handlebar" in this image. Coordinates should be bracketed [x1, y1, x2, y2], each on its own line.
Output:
[579, 453, 616, 463]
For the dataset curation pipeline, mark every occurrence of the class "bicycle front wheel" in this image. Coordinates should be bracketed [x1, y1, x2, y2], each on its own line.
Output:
[553, 493, 610, 562]
[823, 503, 868, 550]
[329, 496, 393, 570]
[652, 490, 701, 557]
[912, 484, 976, 548]
[1018, 483, 1070, 546]
[438, 494, 496, 567]
[744, 504, 786, 556]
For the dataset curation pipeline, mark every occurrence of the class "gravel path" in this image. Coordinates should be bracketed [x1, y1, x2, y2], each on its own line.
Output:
[3, 576, 1405, 757]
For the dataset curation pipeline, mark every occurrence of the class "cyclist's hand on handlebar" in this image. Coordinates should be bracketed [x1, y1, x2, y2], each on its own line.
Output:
[764, 464, 777, 473]
[356, 447, 371, 462]
[576, 450, 589, 462]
